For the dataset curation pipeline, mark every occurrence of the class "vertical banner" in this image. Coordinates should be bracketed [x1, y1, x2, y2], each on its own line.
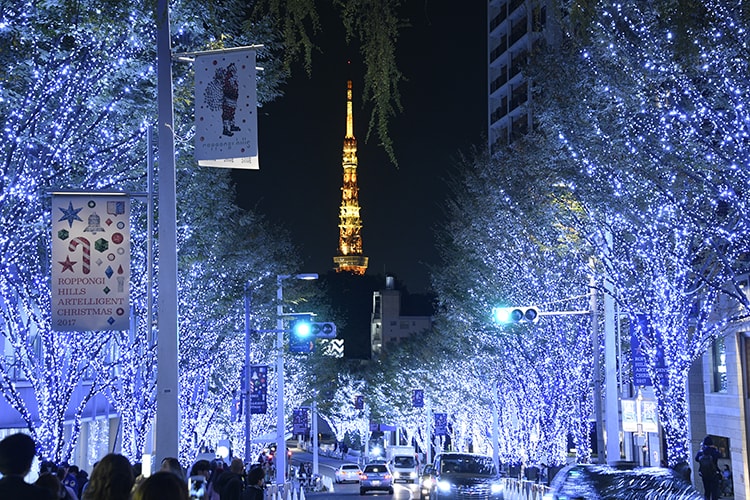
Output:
[249, 365, 268, 414]
[293, 408, 309, 435]
[434, 412, 448, 436]
[621, 399, 637, 432]
[51, 194, 130, 331]
[194, 48, 259, 169]
[412, 389, 424, 408]
[641, 400, 659, 433]
[630, 314, 651, 387]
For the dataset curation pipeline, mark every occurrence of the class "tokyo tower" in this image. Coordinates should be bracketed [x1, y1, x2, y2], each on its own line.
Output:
[333, 80, 368, 275]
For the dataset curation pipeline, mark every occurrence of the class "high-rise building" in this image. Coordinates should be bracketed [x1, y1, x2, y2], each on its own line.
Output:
[487, 0, 554, 154]
[333, 80, 369, 275]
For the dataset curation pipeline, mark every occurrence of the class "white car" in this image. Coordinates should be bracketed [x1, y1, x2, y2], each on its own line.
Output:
[335, 463, 362, 483]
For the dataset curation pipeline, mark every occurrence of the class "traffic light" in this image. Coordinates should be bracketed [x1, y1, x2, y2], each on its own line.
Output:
[492, 306, 540, 324]
[289, 316, 314, 353]
[310, 322, 336, 338]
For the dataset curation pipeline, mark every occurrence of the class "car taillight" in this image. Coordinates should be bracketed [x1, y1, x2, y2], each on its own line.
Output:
[384, 473, 392, 479]
[360, 474, 367, 479]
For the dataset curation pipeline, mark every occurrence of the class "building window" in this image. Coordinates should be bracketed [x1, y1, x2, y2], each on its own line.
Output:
[712, 336, 727, 393]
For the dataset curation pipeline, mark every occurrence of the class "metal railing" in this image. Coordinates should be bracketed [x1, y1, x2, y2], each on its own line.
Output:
[502, 478, 551, 500]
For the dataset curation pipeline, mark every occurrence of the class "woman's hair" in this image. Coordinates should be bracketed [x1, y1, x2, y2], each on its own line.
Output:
[36, 472, 63, 498]
[161, 457, 186, 482]
[81, 453, 134, 500]
[189, 459, 210, 477]
[132, 471, 190, 500]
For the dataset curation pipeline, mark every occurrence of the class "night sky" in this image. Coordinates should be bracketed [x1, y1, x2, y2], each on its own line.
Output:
[233, 1, 486, 294]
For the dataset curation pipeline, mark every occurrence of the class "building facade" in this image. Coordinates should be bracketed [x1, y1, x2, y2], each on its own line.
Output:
[370, 276, 432, 358]
[687, 276, 750, 499]
[488, 0, 556, 154]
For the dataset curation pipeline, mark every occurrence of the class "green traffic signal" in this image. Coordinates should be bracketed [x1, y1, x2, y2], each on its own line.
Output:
[292, 319, 312, 337]
[289, 316, 314, 353]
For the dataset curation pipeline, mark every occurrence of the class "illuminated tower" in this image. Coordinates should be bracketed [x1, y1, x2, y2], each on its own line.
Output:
[333, 80, 369, 275]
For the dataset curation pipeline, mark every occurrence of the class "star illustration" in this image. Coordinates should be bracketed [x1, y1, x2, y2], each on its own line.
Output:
[58, 201, 84, 227]
[58, 255, 76, 273]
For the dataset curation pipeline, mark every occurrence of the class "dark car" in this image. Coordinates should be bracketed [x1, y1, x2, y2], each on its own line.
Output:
[359, 463, 394, 495]
[430, 452, 504, 499]
[419, 464, 435, 500]
[544, 463, 703, 499]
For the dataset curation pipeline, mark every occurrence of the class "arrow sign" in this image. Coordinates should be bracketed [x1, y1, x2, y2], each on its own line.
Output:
[311, 322, 336, 338]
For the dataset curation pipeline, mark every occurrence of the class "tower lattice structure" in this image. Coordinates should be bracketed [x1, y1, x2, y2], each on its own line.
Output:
[333, 80, 368, 275]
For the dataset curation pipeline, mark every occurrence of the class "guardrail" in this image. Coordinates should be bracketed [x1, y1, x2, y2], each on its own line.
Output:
[502, 478, 551, 500]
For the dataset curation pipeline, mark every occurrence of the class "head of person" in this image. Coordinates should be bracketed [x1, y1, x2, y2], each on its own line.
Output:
[82, 453, 134, 500]
[229, 458, 243, 474]
[161, 457, 186, 481]
[703, 436, 714, 447]
[247, 466, 265, 486]
[40, 460, 57, 475]
[132, 471, 189, 500]
[36, 472, 64, 498]
[0, 433, 37, 476]
[189, 460, 211, 479]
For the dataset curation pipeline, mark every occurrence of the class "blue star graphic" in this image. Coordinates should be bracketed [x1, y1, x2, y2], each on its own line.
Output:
[58, 201, 83, 228]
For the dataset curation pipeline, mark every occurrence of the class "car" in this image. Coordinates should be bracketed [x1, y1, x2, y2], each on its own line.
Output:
[335, 463, 362, 484]
[543, 463, 703, 499]
[430, 452, 504, 499]
[419, 463, 435, 500]
[359, 463, 394, 495]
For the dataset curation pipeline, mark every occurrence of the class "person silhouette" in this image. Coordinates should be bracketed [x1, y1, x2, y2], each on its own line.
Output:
[0, 433, 55, 500]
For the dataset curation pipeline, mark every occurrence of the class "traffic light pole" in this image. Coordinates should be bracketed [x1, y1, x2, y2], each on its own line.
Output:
[275, 274, 318, 491]
[276, 276, 286, 489]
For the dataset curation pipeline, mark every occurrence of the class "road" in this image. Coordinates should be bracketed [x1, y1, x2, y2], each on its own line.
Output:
[290, 449, 420, 500]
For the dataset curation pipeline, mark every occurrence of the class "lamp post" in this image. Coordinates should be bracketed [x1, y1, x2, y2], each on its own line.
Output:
[244, 282, 252, 460]
[276, 273, 318, 488]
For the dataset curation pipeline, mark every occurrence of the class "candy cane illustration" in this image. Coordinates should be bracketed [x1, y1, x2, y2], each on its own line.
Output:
[68, 237, 91, 274]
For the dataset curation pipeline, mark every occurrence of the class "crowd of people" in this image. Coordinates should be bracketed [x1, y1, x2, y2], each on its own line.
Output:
[0, 433, 267, 500]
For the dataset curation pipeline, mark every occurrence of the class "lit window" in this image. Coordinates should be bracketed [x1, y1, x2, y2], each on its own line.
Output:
[712, 336, 727, 393]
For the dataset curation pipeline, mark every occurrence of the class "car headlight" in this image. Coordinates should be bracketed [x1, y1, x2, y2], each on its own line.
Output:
[393, 471, 400, 478]
[409, 471, 418, 478]
[437, 480, 452, 493]
[491, 483, 504, 494]
[422, 478, 434, 489]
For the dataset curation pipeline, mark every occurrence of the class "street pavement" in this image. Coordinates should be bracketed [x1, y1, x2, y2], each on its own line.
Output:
[289, 448, 419, 499]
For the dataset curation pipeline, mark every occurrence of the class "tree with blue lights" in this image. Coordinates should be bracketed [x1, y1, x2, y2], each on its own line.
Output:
[0, 0, 158, 461]
[433, 147, 595, 468]
[529, 0, 750, 465]
[0, 0, 295, 463]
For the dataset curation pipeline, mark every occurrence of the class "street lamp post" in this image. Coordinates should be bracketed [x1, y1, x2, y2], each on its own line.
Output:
[244, 282, 252, 461]
[276, 273, 318, 489]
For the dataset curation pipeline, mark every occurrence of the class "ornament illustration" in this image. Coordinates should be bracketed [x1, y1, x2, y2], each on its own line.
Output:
[58, 201, 83, 227]
[59, 255, 77, 273]
[68, 237, 91, 274]
[83, 212, 105, 234]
